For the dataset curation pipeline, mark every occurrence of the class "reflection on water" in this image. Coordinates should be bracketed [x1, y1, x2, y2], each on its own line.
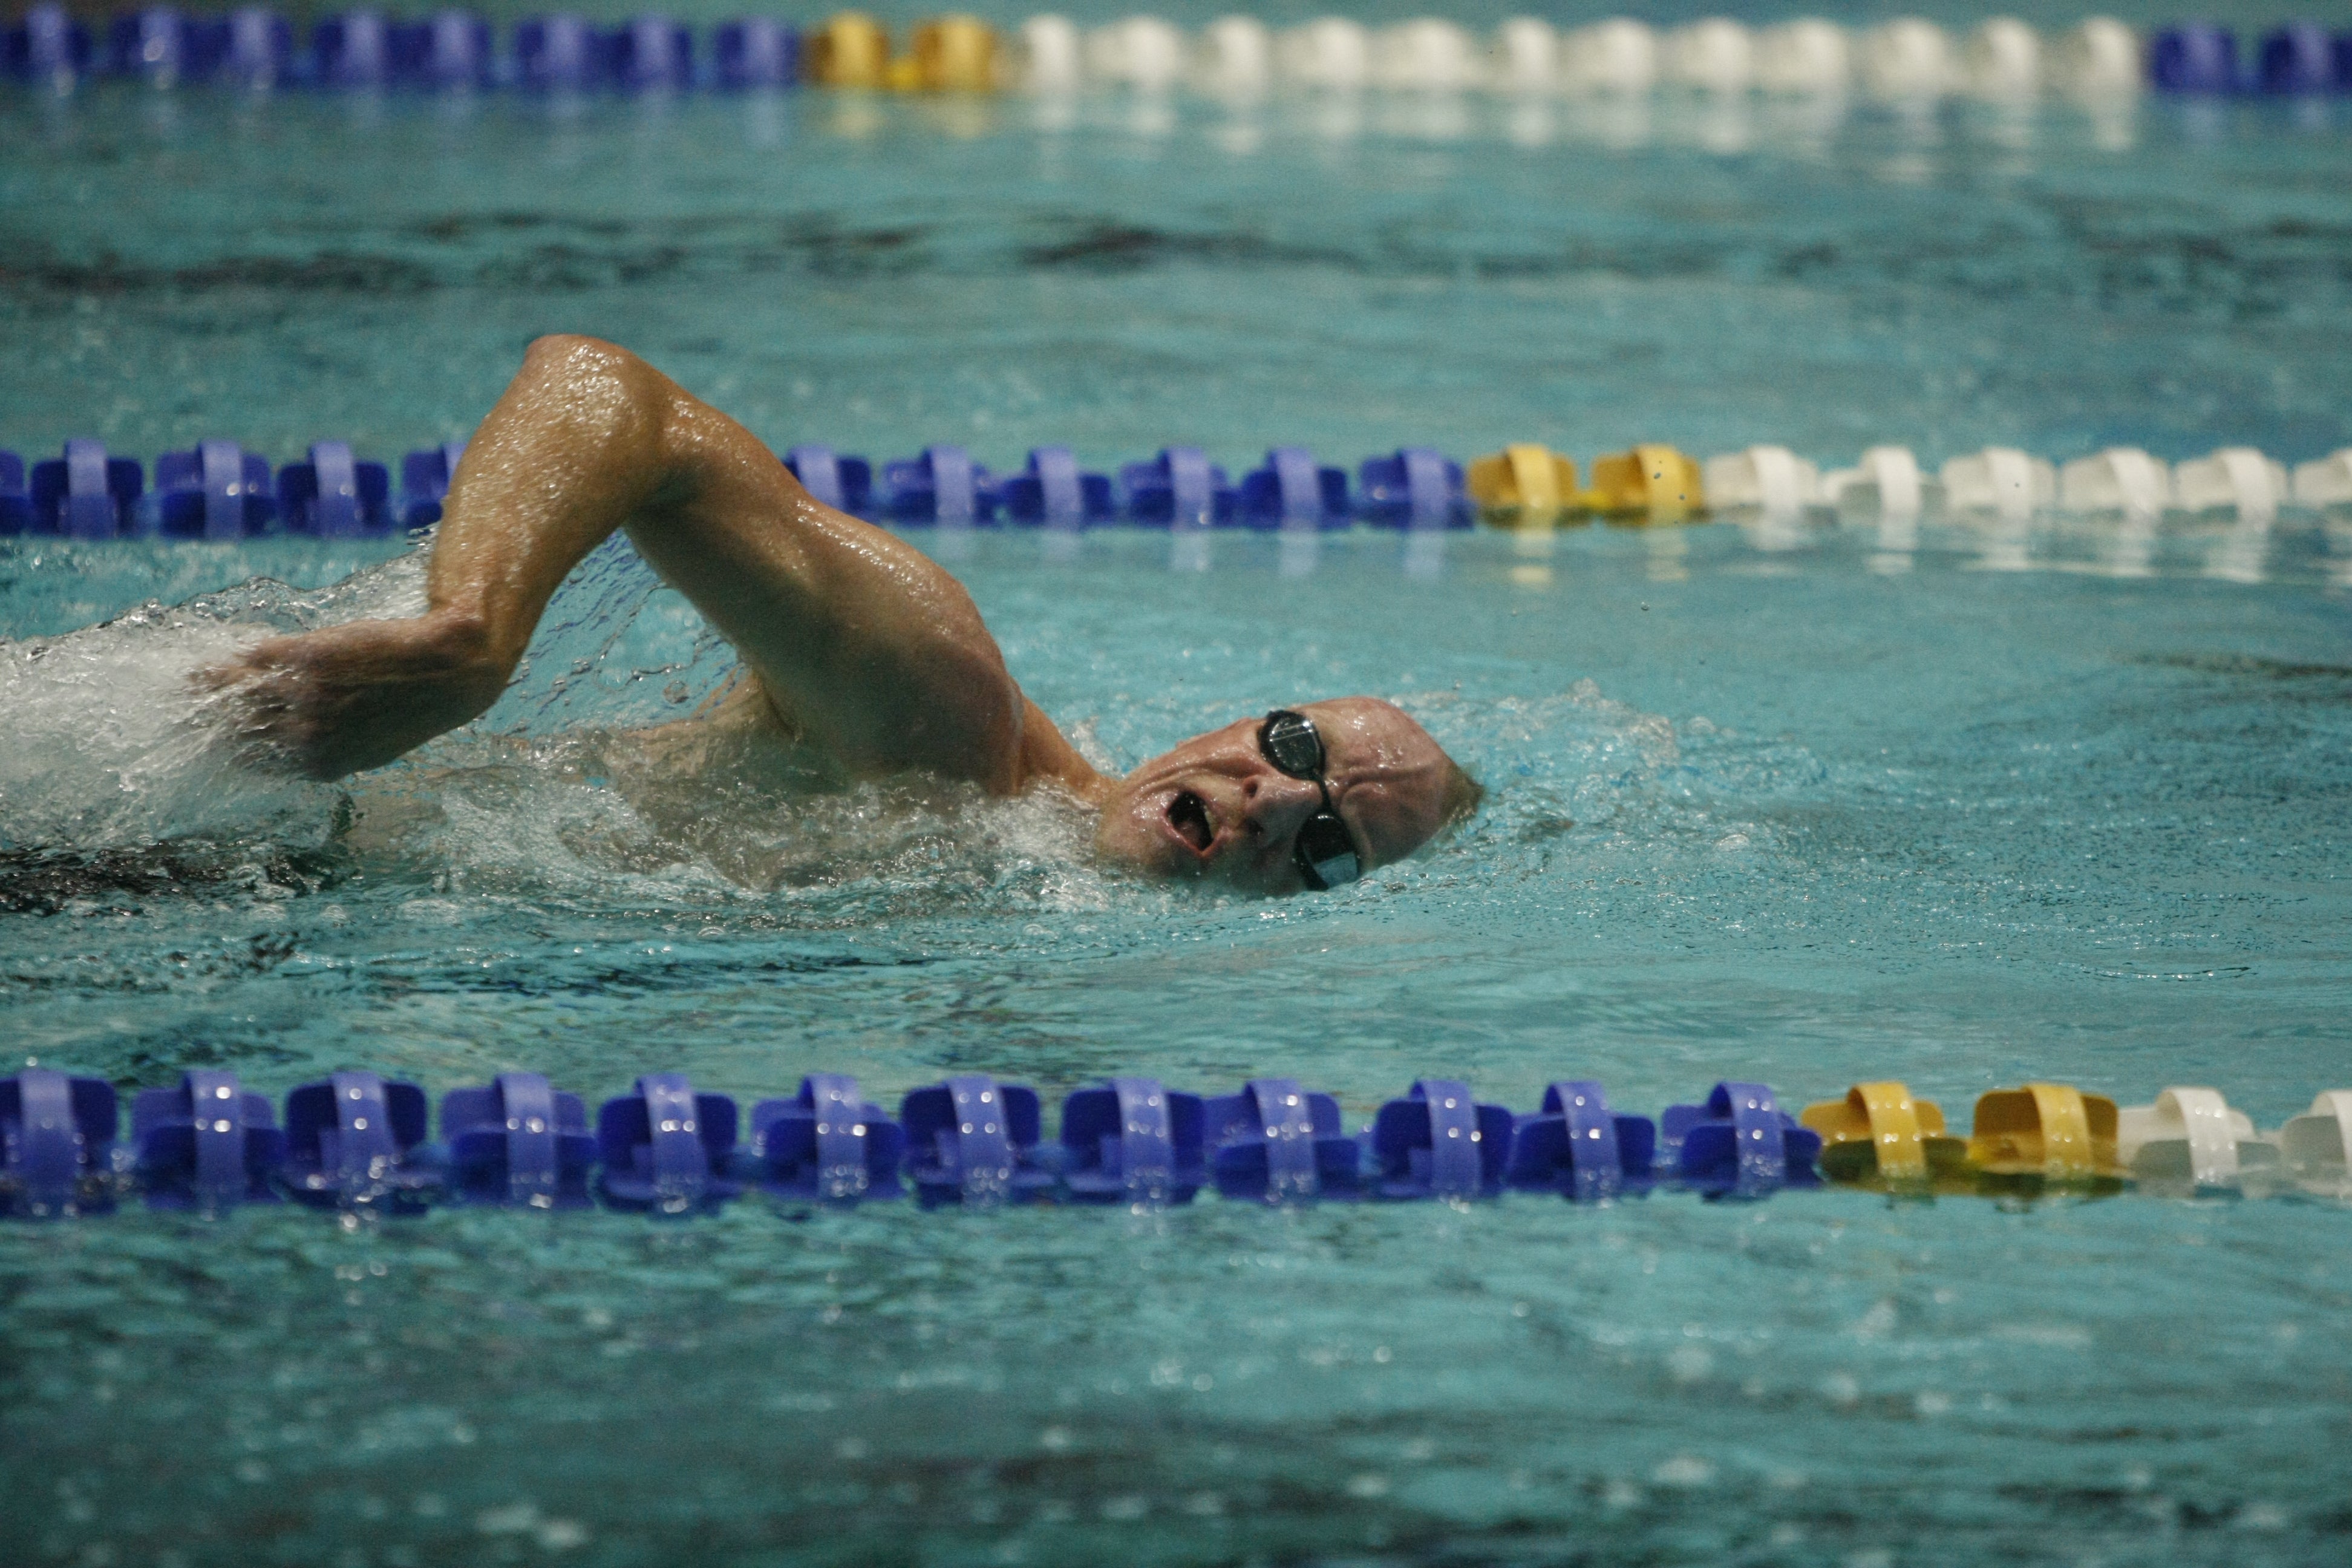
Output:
[2206, 515, 2274, 586]
[1276, 519, 1319, 579]
[2099, 511, 2157, 578]
[1401, 523, 1446, 581]
[74, 77, 2352, 183]
[1645, 526, 1689, 583]
[1168, 522, 1212, 573]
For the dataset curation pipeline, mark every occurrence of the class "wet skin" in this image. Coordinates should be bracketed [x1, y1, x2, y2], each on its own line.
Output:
[202, 336, 1465, 893]
[1093, 699, 1461, 893]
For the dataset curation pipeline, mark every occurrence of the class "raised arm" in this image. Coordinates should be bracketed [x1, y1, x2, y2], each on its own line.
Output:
[209, 336, 1100, 795]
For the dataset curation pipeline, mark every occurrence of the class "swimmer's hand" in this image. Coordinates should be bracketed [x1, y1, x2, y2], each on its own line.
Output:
[193, 613, 511, 781]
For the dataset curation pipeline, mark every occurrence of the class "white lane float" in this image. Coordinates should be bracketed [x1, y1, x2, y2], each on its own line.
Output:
[2058, 447, 2173, 517]
[1275, 16, 1371, 90]
[1662, 18, 1753, 94]
[1858, 18, 1956, 100]
[2174, 448, 2288, 523]
[2115, 1087, 2276, 1187]
[1822, 446, 1925, 519]
[1941, 447, 2056, 520]
[2292, 448, 2352, 509]
[2051, 16, 2142, 96]
[1964, 17, 2042, 99]
[1701, 445, 1824, 517]
[1370, 18, 1482, 92]
[1194, 15, 1272, 98]
[1754, 19, 1850, 94]
[1489, 17, 1557, 93]
[1011, 14, 1083, 93]
[1558, 18, 1658, 94]
[2278, 1092, 2352, 1190]
[1084, 15, 1186, 92]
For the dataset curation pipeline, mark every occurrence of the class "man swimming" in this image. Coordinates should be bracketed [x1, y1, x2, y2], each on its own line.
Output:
[206, 336, 1480, 893]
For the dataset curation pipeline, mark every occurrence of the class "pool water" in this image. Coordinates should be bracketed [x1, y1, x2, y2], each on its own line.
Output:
[5, 58, 2352, 1568]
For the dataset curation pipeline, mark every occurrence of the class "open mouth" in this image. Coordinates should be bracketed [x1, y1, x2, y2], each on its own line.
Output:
[1166, 789, 1214, 855]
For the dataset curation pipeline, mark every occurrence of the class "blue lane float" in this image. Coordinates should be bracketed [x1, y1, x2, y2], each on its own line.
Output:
[900, 1074, 1055, 1205]
[1660, 1082, 1823, 1196]
[108, 6, 204, 84]
[1367, 1079, 1514, 1200]
[595, 1073, 743, 1209]
[1238, 446, 1352, 531]
[2151, 24, 2241, 93]
[222, 5, 296, 84]
[155, 440, 276, 540]
[881, 443, 990, 526]
[0, 451, 30, 534]
[748, 1074, 903, 1201]
[1203, 1077, 1361, 1201]
[1121, 446, 1238, 528]
[1, 1070, 120, 1218]
[281, 1070, 437, 1209]
[1356, 448, 1471, 529]
[278, 442, 396, 537]
[1057, 1077, 1206, 1204]
[996, 446, 1116, 527]
[5, 4, 93, 83]
[442, 1072, 598, 1206]
[132, 1070, 284, 1207]
[399, 440, 466, 529]
[391, 11, 494, 90]
[715, 18, 800, 90]
[314, 8, 395, 88]
[1504, 1080, 1656, 1201]
[783, 445, 873, 516]
[24, 440, 143, 539]
[2256, 23, 2337, 94]
[612, 14, 692, 91]
[516, 12, 609, 91]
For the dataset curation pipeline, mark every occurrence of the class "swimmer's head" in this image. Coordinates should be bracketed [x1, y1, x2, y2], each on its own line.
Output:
[1093, 697, 1482, 893]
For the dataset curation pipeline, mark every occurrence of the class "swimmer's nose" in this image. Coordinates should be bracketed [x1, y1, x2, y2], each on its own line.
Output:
[1241, 773, 1323, 845]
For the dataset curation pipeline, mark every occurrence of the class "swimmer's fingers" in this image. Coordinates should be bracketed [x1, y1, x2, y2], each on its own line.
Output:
[188, 618, 510, 782]
[184, 639, 310, 775]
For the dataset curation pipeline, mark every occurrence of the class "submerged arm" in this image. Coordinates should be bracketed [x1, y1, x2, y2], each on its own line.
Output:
[207, 335, 1101, 795]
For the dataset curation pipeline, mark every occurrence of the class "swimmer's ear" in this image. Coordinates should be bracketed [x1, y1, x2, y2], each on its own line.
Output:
[1438, 757, 1485, 830]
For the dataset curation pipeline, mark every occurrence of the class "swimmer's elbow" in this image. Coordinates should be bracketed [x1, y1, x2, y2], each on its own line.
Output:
[518, 335, 679, 446]
[524, 333, 640, 376]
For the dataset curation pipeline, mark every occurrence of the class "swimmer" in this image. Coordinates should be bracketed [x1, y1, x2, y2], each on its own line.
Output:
[202, 336, 1481, 893]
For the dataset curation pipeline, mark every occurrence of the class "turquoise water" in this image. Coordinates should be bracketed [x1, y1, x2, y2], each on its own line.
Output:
[5, 71, 2352, 1568]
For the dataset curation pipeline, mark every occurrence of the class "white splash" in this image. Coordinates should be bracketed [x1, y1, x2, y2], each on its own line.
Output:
[0, 551, 430, 852]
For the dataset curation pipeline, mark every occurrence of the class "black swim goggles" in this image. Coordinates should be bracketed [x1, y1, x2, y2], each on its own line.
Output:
[1259, 709, 1364, 892]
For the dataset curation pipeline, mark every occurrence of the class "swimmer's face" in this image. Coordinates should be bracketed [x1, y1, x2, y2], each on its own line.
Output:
[1094, 697, 1464, 893]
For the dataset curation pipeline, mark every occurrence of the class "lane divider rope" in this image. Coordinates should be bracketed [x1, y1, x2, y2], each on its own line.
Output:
[10, 9, 2351, 102]
[7, 1065, 2348, 1215]
[6, 437, 2350, 540]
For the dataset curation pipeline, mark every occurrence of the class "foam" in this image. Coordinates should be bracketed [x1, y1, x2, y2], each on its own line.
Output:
[0, 549, 426, 851]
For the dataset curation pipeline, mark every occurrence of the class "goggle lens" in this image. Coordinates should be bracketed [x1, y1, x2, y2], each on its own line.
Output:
[1295, 812, 1361, 891]
[1259, 710, 1325, 779]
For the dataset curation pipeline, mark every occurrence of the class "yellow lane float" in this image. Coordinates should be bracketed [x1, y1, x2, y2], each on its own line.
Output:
[904, 15, 999, 90]
[1967, 1082, 2126, 1185]
[806, 11, 892, 87]
[1799, 1081, 1970, 1187]
[1585, 443, 1704, 522]
[1467, 443, 1579, 524]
